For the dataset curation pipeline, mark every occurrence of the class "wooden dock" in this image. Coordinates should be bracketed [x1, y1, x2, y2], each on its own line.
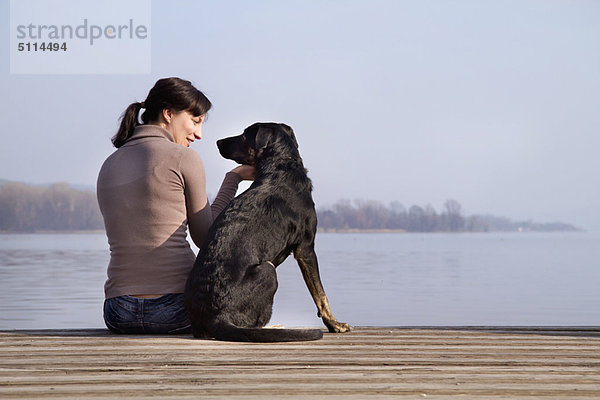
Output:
[1, 326, 599, 399]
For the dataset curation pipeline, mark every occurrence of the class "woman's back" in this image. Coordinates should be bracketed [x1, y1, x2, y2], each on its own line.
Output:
[97, 125, 204, 298]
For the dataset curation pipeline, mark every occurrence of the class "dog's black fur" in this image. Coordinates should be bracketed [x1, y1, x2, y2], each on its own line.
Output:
[184, 122, 351, 342]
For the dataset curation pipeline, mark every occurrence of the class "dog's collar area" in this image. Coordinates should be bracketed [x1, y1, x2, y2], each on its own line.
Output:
[263, 155, 300, 163]
[266, 261, 276, 268]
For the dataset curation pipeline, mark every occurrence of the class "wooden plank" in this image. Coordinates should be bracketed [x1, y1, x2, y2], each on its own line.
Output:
[1, 327, 599, 399]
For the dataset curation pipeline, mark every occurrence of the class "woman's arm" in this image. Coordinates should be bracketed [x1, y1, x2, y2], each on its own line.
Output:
[210, 165, 255, 216]
[181, 150, 213, 248]
[209, 172, 242, 218]
[182, 150, 256, 248]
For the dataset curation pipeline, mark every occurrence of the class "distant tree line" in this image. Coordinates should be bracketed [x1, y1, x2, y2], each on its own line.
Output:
[0, 181, 103, 232]
[317, 199, 579, 232]
[0, 181, 578, 232]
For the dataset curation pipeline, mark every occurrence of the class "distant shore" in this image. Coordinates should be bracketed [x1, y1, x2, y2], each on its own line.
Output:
[0, 230, 105, 234]
[1, 180, 582, 233]
[317, 228, 583, 233]
[1, 228, 583, 235]
[318, 228, 407, 233]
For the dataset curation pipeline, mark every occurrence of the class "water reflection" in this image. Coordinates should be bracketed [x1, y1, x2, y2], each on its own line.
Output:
[1, 232, 599, 329]
[0, 234, 108, 329]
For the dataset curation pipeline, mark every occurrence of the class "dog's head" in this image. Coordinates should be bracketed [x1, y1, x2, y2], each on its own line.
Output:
[217, 122, 299, 165]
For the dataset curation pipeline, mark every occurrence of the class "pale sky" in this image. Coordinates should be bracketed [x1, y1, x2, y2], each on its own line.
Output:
[1, 0, 599, 229]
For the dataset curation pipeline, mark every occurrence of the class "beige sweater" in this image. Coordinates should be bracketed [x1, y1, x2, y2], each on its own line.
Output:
[97, 125, 241, 299]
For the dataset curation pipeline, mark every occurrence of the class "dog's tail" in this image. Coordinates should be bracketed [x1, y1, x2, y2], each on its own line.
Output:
[209, 320, 323, 342]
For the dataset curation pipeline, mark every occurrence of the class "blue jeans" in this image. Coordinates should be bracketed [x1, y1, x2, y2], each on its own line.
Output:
[103, 294, 191, 334]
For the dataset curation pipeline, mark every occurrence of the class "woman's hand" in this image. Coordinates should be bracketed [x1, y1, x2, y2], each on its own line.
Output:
[231, 164, 256, 181]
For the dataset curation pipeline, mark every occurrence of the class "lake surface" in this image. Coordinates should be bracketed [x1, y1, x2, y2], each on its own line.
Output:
[0, 231, 598, 329]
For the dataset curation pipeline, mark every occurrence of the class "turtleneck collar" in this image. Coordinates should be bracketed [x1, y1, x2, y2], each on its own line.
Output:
[123, 124, 176, 145]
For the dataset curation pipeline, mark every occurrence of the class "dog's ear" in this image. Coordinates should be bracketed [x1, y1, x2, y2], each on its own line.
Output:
[279, 124, 299, 148]
[255, 126, 272, 150]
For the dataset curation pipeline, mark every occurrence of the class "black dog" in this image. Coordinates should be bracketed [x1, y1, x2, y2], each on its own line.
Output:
[184, 122, 351, 342]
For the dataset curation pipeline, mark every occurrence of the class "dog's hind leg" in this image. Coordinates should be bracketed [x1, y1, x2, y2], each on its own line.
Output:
[226, 261, 279, 328]
[294, 244, 351, 333]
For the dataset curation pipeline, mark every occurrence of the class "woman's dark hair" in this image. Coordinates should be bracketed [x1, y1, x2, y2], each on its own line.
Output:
[112, 77, 212, 148]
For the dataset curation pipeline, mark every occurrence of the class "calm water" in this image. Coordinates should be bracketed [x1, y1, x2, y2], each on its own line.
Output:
[0, 231, 598, 329]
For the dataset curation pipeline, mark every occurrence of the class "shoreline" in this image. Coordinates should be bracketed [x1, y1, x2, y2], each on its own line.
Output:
[317, 228, 584, 233]
[0, 229, 105, 235]
[0, 229, 585, 235]
[318, 228, 408, 233]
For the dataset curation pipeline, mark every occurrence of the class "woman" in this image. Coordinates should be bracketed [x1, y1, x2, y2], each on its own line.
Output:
[97, 77, 254, 334]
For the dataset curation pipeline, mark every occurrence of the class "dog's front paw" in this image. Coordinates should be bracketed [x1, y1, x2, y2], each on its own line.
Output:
[324, 319, 352, 333]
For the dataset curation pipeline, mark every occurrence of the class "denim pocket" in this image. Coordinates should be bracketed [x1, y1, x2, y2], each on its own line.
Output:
[145, 294, 191, 332]
[103, 297, 141, 333]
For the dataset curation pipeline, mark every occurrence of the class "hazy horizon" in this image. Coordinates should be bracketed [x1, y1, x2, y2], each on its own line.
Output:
[2, 1, 599, 230]
[0, 177, 586, 231]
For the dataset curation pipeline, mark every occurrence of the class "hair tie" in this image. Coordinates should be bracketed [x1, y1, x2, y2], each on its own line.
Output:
[140, 101, 146, 108]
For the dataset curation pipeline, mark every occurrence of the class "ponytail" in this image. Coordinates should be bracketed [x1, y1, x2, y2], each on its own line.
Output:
[112, 102, 143, 148]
